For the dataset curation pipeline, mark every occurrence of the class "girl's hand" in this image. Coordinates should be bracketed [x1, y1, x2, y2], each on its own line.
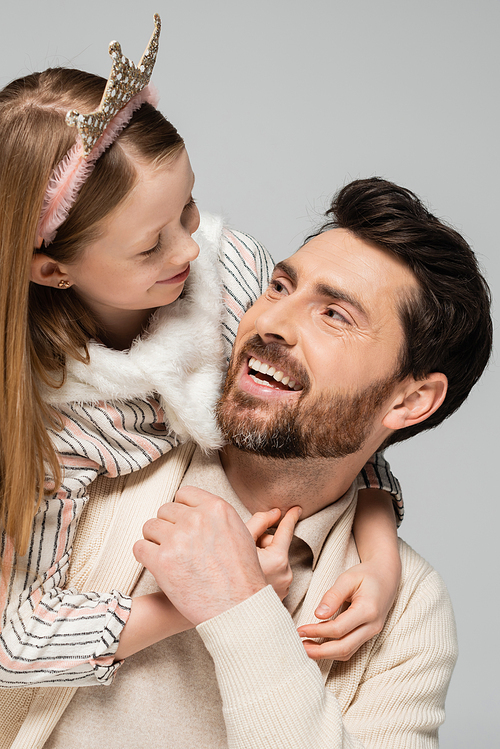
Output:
[246, 506, 302, 600]
[297, 553, 401, 661]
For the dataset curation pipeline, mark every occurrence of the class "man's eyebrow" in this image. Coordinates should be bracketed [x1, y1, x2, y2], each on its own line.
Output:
[315, 283, 369, 321]
[273, 260, 368, 322]
[272, 260, 297, 283]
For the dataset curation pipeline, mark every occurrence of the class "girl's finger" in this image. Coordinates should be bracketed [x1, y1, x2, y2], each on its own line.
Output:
[298, 600, 380, 641]
[313, 573, 360, 619]
[257, 532, 274, 548]
[245, 508, 281, 542]
[301, 623, 376, 662]
[271, 506, 302, 552]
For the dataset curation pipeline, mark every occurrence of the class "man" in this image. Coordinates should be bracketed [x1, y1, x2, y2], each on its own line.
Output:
[47, 178, 491, 748]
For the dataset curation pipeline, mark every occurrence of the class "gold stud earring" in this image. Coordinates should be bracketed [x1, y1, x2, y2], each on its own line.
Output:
[58, 280, 71, 289]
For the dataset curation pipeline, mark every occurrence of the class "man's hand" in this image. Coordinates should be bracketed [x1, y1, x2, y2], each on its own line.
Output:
[133, 486, 269, 625]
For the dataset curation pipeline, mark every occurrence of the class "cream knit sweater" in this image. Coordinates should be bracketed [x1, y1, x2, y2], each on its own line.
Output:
[44, 449, 457, 749]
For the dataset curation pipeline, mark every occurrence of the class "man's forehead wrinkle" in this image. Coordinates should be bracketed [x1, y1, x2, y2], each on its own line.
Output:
[295, 232, 421, 328]
[284, 246, 372, 324]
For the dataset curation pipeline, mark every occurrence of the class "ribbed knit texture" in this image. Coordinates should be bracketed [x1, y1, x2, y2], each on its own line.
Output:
[2, 444, 194, 749]
[44, 451, 456, 749]
[198, 549, 457, 749]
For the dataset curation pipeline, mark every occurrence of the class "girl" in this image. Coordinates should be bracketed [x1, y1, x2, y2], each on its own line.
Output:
[0, 16, 401, 692]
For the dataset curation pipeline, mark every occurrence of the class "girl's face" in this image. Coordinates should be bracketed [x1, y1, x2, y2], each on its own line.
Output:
[63, 147, 200, 328]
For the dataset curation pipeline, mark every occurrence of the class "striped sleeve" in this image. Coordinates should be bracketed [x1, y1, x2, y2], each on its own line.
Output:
[359, 452, 404, 525]
[218, 226, 274, 360]
[0, 398, 178, 687]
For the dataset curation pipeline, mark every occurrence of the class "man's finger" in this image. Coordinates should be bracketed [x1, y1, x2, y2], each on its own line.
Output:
[173, 485, 224, 507]
[156, 502, 189, 522]
[246, 509, 281, 542]
[271, 506, 302, 551]
[141, 516, 176, 544]
[133, 537, 160, 569]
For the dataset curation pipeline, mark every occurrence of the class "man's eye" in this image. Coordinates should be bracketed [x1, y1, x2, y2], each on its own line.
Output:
[269, 279, 288, 295]
[326, 308, 349, 324]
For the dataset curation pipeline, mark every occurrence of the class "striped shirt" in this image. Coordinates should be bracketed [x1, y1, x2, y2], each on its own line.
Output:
[0, 223, 400, 687]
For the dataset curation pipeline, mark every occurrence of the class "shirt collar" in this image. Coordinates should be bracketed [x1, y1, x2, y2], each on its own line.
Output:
[182, 447, 357, 570]
[292, 485, 356, 568]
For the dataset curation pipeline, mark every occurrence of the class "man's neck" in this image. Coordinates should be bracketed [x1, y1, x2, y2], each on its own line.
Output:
[220, 445, 371, 519]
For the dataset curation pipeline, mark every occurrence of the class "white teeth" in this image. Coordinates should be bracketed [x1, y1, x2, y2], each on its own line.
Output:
[248, 357, 301, 391]
[249, 374, 275, 388]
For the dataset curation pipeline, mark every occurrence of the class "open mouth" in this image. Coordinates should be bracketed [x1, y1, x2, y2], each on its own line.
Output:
[247, 356, 303, 392]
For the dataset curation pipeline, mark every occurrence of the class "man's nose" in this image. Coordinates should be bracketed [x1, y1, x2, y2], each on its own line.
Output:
[254, 298, 299, 346]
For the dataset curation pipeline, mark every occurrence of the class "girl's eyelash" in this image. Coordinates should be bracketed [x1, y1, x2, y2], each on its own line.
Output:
[142, 238, 162, 257]
[141, 198, 195, 257]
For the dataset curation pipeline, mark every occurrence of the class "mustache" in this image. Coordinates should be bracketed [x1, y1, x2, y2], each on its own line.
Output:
[235, 334, 311, 392]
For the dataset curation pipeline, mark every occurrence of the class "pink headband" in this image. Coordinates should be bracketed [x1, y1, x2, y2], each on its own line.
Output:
[37, 14, 161, 246]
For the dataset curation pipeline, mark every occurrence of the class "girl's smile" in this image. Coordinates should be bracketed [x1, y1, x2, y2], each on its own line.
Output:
[31, 147, 199, 348]
[156, 264, 191, 285]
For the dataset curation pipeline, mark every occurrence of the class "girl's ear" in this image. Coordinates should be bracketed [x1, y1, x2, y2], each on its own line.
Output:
[30, 253, 72, 289]
[382, 373, 448, 432]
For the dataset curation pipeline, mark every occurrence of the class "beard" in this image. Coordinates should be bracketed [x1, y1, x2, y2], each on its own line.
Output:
[216, 335, 397, 460]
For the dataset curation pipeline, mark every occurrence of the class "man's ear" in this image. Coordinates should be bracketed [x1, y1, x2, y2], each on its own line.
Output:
[31, 253, 72, 289]
[382, 373, 448, 432]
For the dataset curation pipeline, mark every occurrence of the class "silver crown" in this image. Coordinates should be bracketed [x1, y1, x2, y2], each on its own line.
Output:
[66, 14, 161, 156]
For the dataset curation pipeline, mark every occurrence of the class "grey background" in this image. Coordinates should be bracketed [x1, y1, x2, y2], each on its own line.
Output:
[1, 1, 498, 745]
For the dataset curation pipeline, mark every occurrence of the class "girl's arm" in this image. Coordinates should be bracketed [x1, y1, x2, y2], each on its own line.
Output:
[298, 488, 401, 661]
[114, 593, 193, 661]
[0, 400, 184, 689]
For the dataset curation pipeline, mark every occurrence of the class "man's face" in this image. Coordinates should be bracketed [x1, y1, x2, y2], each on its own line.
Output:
[216, 228, 419, 458]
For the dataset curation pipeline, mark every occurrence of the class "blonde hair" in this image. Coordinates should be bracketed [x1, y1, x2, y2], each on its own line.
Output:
[0, 68, 184, 555]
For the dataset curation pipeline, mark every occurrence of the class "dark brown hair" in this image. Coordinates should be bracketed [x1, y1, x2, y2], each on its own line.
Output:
[311, 177, 493, 446]
[0, 67, 184, 554]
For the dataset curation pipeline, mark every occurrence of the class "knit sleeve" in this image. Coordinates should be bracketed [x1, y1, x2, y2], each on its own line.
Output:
[358, 452, 404, 526]
[340, 547, 458, 746]
[0, 398, 177, 688]
[197, 558, 457, 749]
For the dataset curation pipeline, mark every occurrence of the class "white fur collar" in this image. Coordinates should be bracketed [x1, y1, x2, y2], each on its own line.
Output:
[43, 214, 226, 450]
